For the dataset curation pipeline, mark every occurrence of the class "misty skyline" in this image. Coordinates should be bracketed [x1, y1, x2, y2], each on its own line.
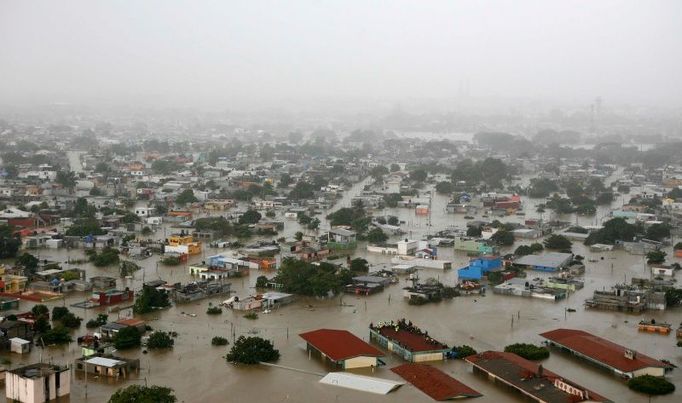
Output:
[1, 0, 681, 110]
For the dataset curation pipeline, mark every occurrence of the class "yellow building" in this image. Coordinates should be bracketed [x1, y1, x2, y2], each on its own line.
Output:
[0, 274, 29, 293]
[167, 235, 202, 255]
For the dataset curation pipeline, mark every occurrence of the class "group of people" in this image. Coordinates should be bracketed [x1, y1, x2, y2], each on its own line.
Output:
[370, 319, 448, 351]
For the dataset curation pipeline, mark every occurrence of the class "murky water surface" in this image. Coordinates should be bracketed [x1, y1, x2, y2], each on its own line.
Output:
[4, 175, 681, 403]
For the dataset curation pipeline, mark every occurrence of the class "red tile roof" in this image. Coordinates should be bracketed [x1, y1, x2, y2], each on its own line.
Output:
[540, 328, 666, 373]
[466, 351, 611, 402]
[391, 363, 482, 400]
[299, 329, 384, 362]
[375, 327, 448, 352]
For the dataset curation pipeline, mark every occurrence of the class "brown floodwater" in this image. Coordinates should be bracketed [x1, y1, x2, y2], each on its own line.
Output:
[3, 175, 681, 403]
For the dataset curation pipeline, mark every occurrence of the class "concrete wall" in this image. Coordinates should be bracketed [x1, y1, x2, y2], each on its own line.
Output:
[413, 352, 445, 362]
[344, 356, 377, 369]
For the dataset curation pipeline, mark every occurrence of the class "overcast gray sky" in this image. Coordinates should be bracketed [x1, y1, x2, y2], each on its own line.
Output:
[1, 0, 681, 109]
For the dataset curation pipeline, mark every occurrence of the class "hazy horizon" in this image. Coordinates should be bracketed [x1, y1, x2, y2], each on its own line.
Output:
[1, 1, 682, 111]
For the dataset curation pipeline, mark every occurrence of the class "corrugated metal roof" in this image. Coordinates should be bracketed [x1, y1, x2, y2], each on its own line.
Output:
[85, 357, 125, 367]
[319, 372, 403, 394]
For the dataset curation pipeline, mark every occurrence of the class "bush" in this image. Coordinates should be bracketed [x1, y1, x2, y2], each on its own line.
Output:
[646, 250, 666, 264]
[89, 247, 120, 267]
[244, 312, 258, 320]
[504, 343, 549, 360]
[627, 375, 675, 395]
[212, 336, 229, 346]
[207, 306, 222, 315]
[451, 345, 477, 359]
[161, 255, 181, 266]
[147, 331, 174, 349]
[114, 326, 141, 350]
[226, 336, 280, 364]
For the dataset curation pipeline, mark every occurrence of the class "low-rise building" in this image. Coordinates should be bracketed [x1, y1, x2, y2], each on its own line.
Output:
[541, 328, 668, 378]
[466, 351, 611, 402]
[300, 328, 384, 369]
[5, 363, 70, 403]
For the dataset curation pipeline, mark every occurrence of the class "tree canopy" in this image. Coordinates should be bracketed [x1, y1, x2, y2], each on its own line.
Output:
[109, 385, 177, 403]
[226, 336, 280, 364]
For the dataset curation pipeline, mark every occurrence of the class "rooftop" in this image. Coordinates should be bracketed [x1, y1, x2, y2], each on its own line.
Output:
[466, 351, 611, 403]
[300, 329, 384, 361]
[540, 328, 666, 373]
[391, 363, 482, 400]
[371, 322, 448, 353]
[514, 252, 573, 269]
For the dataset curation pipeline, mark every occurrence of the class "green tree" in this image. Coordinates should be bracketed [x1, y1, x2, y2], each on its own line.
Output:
[435, 181, 454, 194]
[504, 343, 550, 360]
[585, 217, 639, 245]
[366, 228, 388, 244]
[466, 225, 482, 237]
[543, 234, 572, 251]
[16, 252, 39, 274]
[349, 258, 369, 273]
[134, 285, 171, 314]
[289, 181, 316, 199]
[645, 223, 671, 242]
[491, 230, 514, 246]
[40, 326, 72, 345]
[239, 209, 262, 225]
[226, 336, 280, 364]
[451, 345, 477, 359]
[0, 225, 21, 259]
[646, 250, 666, 264]
[528, 178, 559, 198]
[147, 331, 174, 349]
[409, 168, 427, 183]
[109, 385, 177, 403]
[255, 275, 268, 288]
[175, 189, 198, 205]
[56, 170, 77, 191]
[66, 218, 105, 236]
[114, 326, 141, 350]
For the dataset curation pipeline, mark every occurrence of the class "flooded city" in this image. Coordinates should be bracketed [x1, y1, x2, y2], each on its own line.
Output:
[2, 2, 682, 403]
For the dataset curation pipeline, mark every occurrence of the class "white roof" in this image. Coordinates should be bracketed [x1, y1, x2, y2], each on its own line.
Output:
[85, 357, 125, 367]
[319, 372, 404, 395]
[9, 337, 30, 344]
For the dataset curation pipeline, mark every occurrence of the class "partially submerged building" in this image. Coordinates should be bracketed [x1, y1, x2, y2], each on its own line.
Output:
[369, 320, 449, 362]
[75, 355, 140, 379]
[300, 329, 385, 369]
[466, 351, 611, 402]
[540, 328, 668, 378]
[5, 363, 70, 403]
[513, 252, 573, 272]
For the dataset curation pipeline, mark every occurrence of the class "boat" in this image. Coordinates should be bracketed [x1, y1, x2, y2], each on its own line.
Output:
[638, 319, 672, 335]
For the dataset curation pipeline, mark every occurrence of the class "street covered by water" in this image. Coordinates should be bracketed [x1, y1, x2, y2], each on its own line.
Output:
[4, 170, 681, 403]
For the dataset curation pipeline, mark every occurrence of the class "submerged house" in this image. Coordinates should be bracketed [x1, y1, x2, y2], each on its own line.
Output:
[369, 320, 449, 362]
[300, 329, 385, 369]
[75, 355, 140, 379]
[457, 256, 503, 281]
[6, 363, 71, 403]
